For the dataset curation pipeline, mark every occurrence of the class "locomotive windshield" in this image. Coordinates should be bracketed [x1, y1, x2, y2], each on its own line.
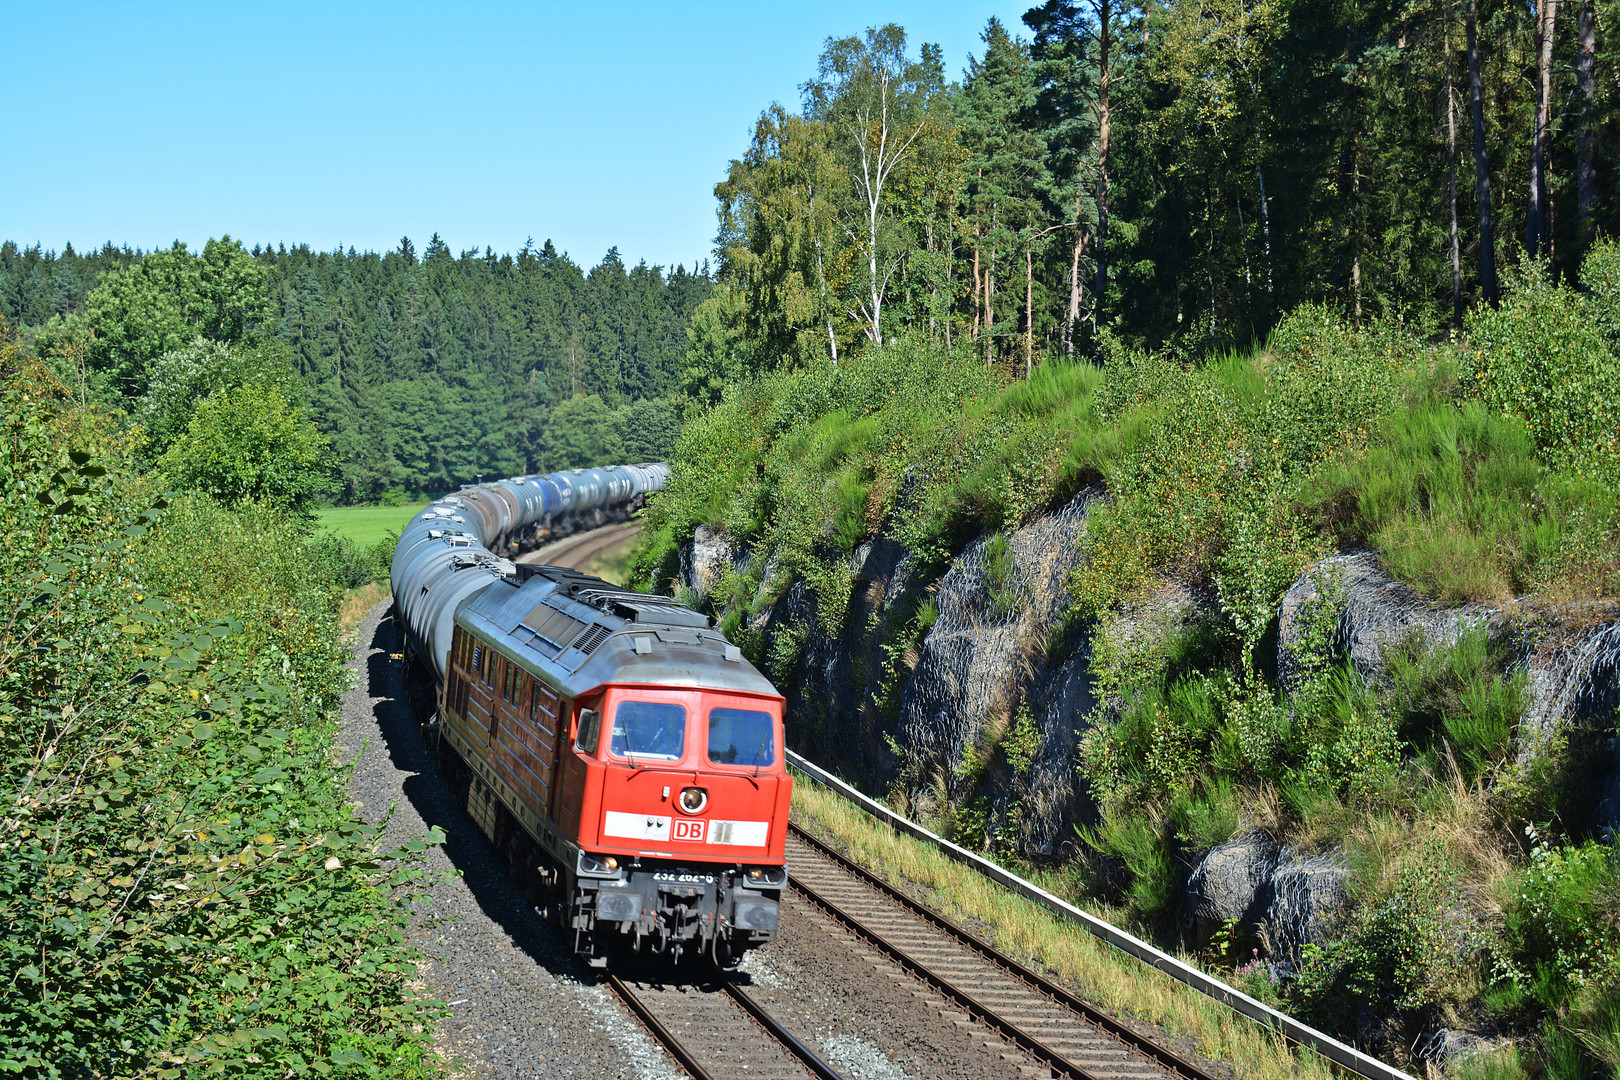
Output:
[610, 701, 687, 761]
[706, 707, 776, 767]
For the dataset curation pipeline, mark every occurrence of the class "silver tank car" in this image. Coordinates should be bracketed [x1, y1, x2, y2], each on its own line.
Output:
[391, 463, 668, 681]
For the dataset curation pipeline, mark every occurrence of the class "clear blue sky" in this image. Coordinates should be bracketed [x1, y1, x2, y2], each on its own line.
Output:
[1, 1, 1034, 271]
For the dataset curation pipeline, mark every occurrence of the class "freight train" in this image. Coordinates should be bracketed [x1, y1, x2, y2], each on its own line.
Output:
[391, 464, 791, 968]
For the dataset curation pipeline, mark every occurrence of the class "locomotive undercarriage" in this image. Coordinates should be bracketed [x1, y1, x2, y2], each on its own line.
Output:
[579, 864, 781, 968]
[431, 728, 778, 968]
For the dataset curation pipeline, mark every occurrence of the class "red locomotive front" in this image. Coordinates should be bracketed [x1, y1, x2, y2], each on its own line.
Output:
[562, 686, 791, 964]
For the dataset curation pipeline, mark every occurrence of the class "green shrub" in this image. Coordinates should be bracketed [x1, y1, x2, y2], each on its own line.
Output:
[1293, 666, 1403, 804]
[306, 531, 392, 590]
[1169, 774, 1241, 849]
[0, 354, 440, 1079]
[1293, 844, 1474, 1017]
[159, 382, 334, 511]
[1081, 813, 1178, 918]
[1467, 252, 1620, 490]
[1500, 833, 1620, 1011]
[982, 531, 1017, 617]
[1384, 625, 1526, 778]
[1209, 673, 1292, 781]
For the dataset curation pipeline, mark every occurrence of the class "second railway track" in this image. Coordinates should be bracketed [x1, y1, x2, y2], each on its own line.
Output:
[785, 824, 1222, 1080]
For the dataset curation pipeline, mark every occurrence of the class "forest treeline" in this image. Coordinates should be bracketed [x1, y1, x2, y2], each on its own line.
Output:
[0, 236, 705, 501]
[692, 0, 1620, 384]
[6, 0, 1615, 486]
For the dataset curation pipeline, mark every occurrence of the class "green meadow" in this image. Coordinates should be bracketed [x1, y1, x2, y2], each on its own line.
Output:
[314, 503, 426, 549]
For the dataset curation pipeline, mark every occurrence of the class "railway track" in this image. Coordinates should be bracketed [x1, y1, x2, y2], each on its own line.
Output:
[605, 967, 847, 1080]
[409, 519, 1225, 1079]
[786, 824, 1222, 1080]
[516, 519, 641, 578]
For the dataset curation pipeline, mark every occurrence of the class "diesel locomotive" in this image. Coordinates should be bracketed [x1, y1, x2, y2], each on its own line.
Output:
[391, 464, 791, 967]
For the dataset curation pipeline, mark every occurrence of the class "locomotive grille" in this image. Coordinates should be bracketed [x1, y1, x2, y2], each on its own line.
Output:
[573, 624, 612, 655]
[523, 604, 588, 649]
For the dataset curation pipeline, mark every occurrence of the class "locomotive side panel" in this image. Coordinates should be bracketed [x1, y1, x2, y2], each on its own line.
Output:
[490, 671, 562, 818]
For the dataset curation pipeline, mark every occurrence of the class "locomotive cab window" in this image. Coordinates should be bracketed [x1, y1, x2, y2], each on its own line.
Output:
[707, 707, 776, 767]
[610, 701, 687, 761]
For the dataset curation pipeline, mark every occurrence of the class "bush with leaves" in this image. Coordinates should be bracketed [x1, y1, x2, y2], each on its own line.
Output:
[1498, 833, 1620, 1012]
[1293, 843, 1475, 1018]
[134, 337, 302, 458]
[159, 382, 334, 511]
[1467, 251, 1620, 490]
[0, 342, 441, 1079]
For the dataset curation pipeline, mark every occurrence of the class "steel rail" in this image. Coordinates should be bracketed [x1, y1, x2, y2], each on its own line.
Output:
[786, 750, 1419, 1080]
[789, 824, 1215, 1080]
[605, 969, 849, 1080]
[789, 871, 1098, 1080]
[720, 979, 849, 1080]
[605, 971, 716, 1080]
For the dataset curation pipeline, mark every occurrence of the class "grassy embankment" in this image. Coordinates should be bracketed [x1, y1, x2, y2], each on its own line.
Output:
[640, 250, 1620, 1078]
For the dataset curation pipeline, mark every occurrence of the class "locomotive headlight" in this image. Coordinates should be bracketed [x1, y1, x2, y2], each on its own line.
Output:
[677, 787, 708, 815]
[740, 865, 786, 889]
[578, 852, 623, 878]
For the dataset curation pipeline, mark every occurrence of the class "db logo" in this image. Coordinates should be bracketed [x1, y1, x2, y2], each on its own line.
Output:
[672, 819, 706, 842]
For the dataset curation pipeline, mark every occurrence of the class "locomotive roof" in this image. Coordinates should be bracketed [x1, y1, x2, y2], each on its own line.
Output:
[455, 564, 781, 701]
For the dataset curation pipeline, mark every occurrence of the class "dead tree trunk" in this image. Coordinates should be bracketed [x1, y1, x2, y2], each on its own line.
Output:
[1065, 204, 1086, 354]
[1526, 0, 1559, 258]
[1025, 247, 1034, 377]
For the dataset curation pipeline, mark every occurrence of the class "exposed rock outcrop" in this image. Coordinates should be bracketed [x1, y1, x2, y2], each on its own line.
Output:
[897, 491, 1100, 851]
[1186, 831, 1281, 931]
[1276, 552, 1501, 690]
[1262, 851, 1351, 962]
[678, 498, 1616, 995]
[1516, 611, 1620, 762]
[1277, 554, 1620, 830]
[682, 488, 1103, 854]
[680, 525, 745, 606]
[1418, 1028, 1514, 1073]
[1186, 832, 1350, 962]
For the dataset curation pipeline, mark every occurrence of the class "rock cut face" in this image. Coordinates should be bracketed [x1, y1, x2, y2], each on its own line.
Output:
[1277, 550, 1620, 829]
[896, 490, 1101, 854]
[1276, 551, 1502, 691]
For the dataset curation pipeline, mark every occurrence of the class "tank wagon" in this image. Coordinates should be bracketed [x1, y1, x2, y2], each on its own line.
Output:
[391, 463, 790, 968]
